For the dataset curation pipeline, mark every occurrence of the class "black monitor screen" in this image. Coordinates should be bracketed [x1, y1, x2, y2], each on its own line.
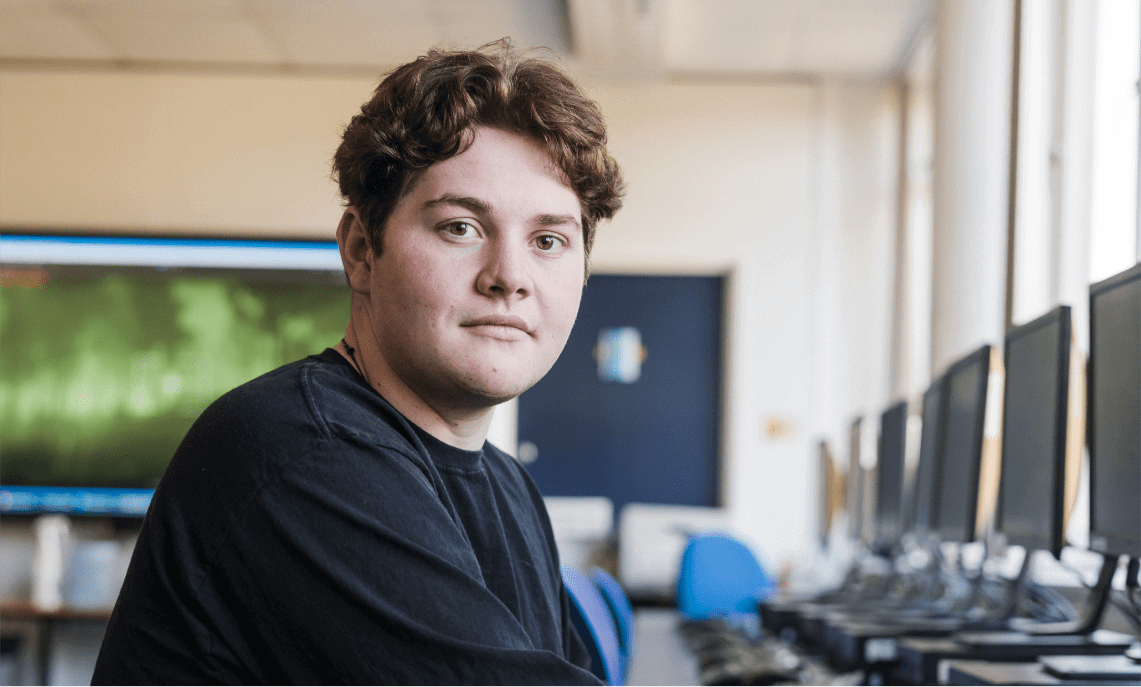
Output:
[1088, 262, 1141, 558]
[934, 345, 991, 543]
[904, 377, 946, 535]
[0, 234, 349, 515]
[874, 400, 908, 549]
[994, 306, 1070, 556]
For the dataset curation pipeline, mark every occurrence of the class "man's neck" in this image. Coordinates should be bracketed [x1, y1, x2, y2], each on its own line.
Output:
[336, 328, 493, 452]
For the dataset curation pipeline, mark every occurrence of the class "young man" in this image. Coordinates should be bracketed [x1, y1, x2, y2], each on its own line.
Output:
[92, 40, 623, 684]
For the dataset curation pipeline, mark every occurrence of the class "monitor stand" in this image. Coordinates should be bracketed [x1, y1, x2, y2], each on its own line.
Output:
[952, 553, 1134, 659]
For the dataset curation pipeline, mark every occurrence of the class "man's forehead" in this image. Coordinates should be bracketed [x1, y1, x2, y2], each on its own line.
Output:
[408, 133, 580, 216]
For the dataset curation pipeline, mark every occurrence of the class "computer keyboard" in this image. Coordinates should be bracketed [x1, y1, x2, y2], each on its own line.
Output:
[677, 616, 864, 685]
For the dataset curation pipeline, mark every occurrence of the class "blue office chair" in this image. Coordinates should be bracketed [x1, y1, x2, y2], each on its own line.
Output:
[591, 567, 635, 681]
[562, 566, 623, 685]
[676, 533, 777, 619]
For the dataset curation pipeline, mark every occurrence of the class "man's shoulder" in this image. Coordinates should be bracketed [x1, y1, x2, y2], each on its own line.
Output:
[165, 351, 425, 496]
[153, 351, 438, 544]
[206, 350, 413, 449]
[213, 349, 342, 415]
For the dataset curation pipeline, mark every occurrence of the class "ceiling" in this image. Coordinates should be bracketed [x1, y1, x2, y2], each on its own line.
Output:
[0, 0, 928, 80]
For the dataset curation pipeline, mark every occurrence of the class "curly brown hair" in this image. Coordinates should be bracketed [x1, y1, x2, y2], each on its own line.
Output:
[333, 39, 624, 267]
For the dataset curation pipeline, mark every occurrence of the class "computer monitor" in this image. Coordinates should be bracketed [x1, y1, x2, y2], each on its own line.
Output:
[932, 345, 993, 544]
[902, 376, 947, 536]
[1087, 262, 1141, 558]
[0, 232, 348, 516]
[993, 306, 1072, 558]
[873, 400, 908, 551]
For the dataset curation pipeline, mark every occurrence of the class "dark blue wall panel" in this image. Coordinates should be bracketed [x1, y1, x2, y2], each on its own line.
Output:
[517, 274, 723, 512]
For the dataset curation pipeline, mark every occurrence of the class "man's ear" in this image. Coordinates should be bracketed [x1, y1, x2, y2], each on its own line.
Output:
[337, 207, 373, 295]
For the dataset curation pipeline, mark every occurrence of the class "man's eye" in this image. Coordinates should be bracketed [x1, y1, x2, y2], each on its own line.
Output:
[535, 235, 565, 252]
[444, 222, 478, 238]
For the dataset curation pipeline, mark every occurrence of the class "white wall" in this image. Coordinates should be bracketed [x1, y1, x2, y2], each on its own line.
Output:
[812, 81, 901, 451]
[0, 69, 900, 571]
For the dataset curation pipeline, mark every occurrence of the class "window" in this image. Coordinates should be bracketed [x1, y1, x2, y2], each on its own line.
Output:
[1090, 0, 1141, 281]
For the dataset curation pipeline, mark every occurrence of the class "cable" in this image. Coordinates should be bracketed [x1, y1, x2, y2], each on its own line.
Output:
[1108, 591, 1141, 632]
[1020, 579, 1079, 623]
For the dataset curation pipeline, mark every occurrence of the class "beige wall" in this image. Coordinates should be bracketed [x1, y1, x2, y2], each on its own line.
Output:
[0, 71, 373, 237]
[0, 69, 899, 568]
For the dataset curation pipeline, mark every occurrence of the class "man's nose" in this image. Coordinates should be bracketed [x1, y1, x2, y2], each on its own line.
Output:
[476, 238, 531, 298]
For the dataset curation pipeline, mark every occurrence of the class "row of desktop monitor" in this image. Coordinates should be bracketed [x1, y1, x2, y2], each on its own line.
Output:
[822, 260, 1141, 562]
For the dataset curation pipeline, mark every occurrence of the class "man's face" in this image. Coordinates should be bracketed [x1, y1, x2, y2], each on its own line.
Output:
[364, 127, 585, 411]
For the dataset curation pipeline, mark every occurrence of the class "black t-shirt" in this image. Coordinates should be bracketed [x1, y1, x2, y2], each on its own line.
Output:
[92, 349, 598, 685]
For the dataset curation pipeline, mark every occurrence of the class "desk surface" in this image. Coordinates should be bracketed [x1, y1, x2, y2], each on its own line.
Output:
[626, 608, 700, 686]
[1, 600, 112, 621]
[944, 658, 1141, 686]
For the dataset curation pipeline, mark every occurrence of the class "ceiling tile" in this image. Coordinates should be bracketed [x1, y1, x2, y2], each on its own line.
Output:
[0, 1, 112, 59]
[796, 0, 921, 73]
[570, 0, 666, 77]
[436, 0, 575, 57]
[0, 0, 926, 77]
[663, 0, 804, 73]
[246, 0, 442, 66]
[437, 0, 520, 49]
[62, 0, 279, 63]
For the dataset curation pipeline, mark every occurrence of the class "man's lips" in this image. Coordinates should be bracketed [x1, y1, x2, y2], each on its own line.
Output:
[462, 315, 533, 336]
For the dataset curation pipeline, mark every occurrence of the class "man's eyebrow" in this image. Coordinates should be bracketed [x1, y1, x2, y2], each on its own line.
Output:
[537, 214, 582, 230]
[425, 193, 582, 230]
[424, 194, 491, 215]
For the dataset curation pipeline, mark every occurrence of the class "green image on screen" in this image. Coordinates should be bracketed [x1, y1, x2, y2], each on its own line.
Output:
[1, 265, 350, 488]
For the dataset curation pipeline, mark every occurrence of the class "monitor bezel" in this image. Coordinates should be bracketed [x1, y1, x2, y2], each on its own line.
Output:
[0, 229, 341, 270]
[1087, 261, 1141, 558]
[873, 399, 909, 551]
[932, 344, 992, 544]
[903, 375, 947, 537]
[993, 305, 1071, 557]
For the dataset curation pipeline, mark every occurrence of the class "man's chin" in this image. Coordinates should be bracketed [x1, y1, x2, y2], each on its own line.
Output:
[458, 385, 526, 409]
[452, 373, 542, 409]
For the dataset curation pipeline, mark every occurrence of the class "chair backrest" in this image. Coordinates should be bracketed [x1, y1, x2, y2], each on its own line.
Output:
[562, 566, 623, 685]
[591, 567, 634, 679]
[676, 533, 776, 619]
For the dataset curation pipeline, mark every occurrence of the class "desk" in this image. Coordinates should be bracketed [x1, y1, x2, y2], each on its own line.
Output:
[943, 658, 1141, 685]
[1, 601, 111, 686]
[626, 608, 700, 686]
